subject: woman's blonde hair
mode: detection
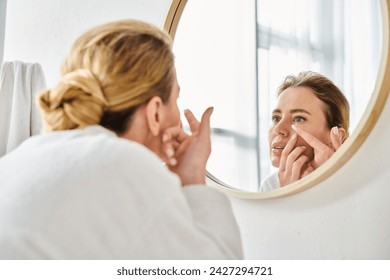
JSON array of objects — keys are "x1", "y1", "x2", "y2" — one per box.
[
  {"x1": 278, "y1": 71, "x2": 350, "y2": 138},
  {"x1": 38, "y1": 19, "x2": 174, "y2": 133}
]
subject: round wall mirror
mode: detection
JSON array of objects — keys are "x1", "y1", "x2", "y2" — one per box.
[{"x1": 166, "y1": 0, "x2": 390, "y2": 198}]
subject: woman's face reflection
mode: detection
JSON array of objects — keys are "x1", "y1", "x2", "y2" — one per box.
[{"x1": 268, "y1": 86, "x2": 331, "y2": 168}]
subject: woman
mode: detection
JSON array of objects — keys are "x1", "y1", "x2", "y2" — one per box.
[
  {"x1": 260, "y1": 71, "x2": 350, "y2": 192},
  {"x1": 0, "y1": 20, "x2": 242, "y2": 259}
]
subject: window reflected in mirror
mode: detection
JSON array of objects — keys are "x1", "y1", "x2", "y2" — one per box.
[{"x1": 173, "y1": 0, "x2": 382, "y2": 192}]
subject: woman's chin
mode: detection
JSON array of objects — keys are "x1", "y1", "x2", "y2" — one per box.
[{"x1": 271, "y1": 157, "x2": 280, "y2": 168}]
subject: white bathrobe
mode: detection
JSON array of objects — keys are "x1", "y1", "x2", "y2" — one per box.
[
  {"x1": 259, "y1": 172, "x2": 280, "y2": 192},
  {"x1": 0, "y1": 126, "x2": 242, "y2": 259}
]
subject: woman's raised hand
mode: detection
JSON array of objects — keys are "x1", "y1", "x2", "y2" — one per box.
[
  {"x1": 162, "y1": 107, "x2": 213, "y2": 186},
  {"x1": 277, "y1": 133, "x2": 314, "y2": 186},
  {"x1": 292, "y1": 125, "x2": 343, "y2": 169},
  {"x1": 278, "y1": 125, "x2": 344, "y2": 186}
]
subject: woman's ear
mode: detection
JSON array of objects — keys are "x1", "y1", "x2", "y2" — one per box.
[
  {"x1": 338, "y1": 127, "x2": 347, "y2": 143},
  {"x1": 145, "y1": 96, "x2": 164, "y2": 137}
]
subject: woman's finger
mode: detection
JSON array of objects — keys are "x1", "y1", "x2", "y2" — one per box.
[
  {"x1": 162, "y1": 126, "x2": 188, "y2": 143},
  {"x1": 301, "y1": 164, "x2": 315, "y2": 177},
  {"x1": 284, "y1": 146, "x2": 306, "y2": 178},
  {"x1": 292, "y1": 124, "x2": 329, "y2": 152},
  {"x1": 279, "y1": 133, "x2": 298, "y2": 172},
  {"x1": 184, "y1": 109, "x2": 201, "y2": 134},
  {"x1": 291, "y1": 155, "x2": 310, "y2": 181},
  {"x1": 197, "y1": 107, "x2": 213, "y2": 141}
]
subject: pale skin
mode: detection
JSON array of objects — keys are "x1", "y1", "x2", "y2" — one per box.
[
  {"x1": 268, "y1": 86, "x2": 346, "y2": 186},
  {"x1": 119, "y1": 67, "x2": 212, "y2": 186}
]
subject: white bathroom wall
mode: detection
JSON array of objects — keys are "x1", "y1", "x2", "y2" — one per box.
[
  {"x1": 2, "y1": 0, "x2": 172, "y2": 87},
  {"x1": 3, "y1": 0, "x2": 390, "y2": 260},
  {"x1": 0, "y1": 0, "x2": 7, "y2": 63}
]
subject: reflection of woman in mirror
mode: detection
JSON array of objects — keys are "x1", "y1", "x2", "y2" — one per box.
[
  {"x1": 0, "y1": 19, "x2": 242, "y2": 259},
  {"x1": 260, "y1": 71, "x2": 350, "y2": 192}
]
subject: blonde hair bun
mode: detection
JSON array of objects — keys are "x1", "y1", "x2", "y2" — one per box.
[
  {"x1": 38, "y1": 19, "x2": 174, "y2": 133},
  {"x1": 38, "y1": 69, "x2": 107, "y2": 131}
]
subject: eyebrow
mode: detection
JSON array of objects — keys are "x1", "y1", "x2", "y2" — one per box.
[{"x1": 272, "y1": 109, "x2": 312, "y2": 115}]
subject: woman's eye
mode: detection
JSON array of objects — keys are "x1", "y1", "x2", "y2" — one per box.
[
  {"x1": 272, "y1": 115, "x2": 280, "y2": 123},
  {"x1": 293, "y1": 116, "x2": 306, "y2": 123}
]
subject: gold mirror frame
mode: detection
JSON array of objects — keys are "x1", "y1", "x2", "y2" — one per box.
[
  {"x1": 164, "y1": 0, "x2": 390, "y2": 199},
  {"x1": 164, "y1": 0, "x2": 188, "y2": 39}
]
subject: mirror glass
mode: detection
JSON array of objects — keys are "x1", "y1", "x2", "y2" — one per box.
[{"x1": 173, "y1": 0, "x2": 383, "y2": 192}]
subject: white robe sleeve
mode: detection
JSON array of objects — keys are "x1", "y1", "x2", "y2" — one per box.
[
  {"x1": 182, "y1": 186, "x2": 243, "y2": 258},
  {"x1": 129, "y1": 183, "x2": 243, "y2": 259}
]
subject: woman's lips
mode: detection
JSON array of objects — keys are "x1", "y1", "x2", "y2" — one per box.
[{"x1": 271, "y1": 146, "x2": 284, "y2": 155}]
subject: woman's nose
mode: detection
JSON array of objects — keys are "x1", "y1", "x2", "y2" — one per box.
[{"x1": 273, "y1": 119, "x2": 290, "y2": 137}]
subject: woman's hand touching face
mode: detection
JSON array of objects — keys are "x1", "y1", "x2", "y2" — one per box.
[
  {"x1": 277, "y1": 124, "x2": 345, "y2": 186},
  {"x1": 277, "y1": 133, "x2": 314, "y2": 186},
  {"x1": 161, "y1": 107, "x2": 214, "y2": 186},
  {"x1": 292, "y1": 124, "x2": 345, "y2": 168}
]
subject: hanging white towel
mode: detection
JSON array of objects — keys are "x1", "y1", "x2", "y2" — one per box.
[{"x1": 0, "y1": 61, "x2": 46, "y2": 157}]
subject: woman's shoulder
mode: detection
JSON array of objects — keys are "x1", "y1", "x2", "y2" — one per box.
[
  {"x1": 0, "y1": 125, "x2": 180, "y2": 196},
  {"x1": 25, "y1": 125, "x2": 151, "y2": 154},
  {"x1": 259, "y1": 172, "x2": 280, "y2": 192},
  {"x1": 4, "y1": 125, "x2": 163, "y2": 172}
]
